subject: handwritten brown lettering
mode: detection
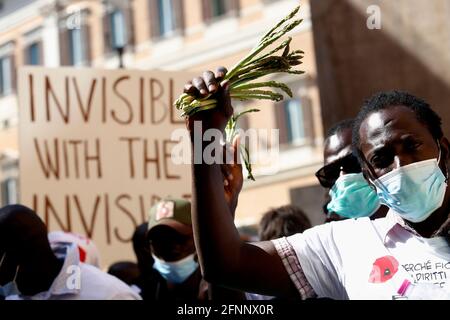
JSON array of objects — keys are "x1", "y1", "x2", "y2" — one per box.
[
  {"x1": 72, "y1": 77, "x2": 97, "y2": 122},
  {"x1": 144, "y1": 139, "x2": 160, "y2": 179},
  {"x1": 150, "y1": 78, "x2": 166, "y2": 124},
  {"x1": 45, "y1": 76, "x2": 70, "y2": 123},
  {"x1": 114, "y1": 194, "x2": 138, "y2": 243},
  {"x1": 111, "y1": 76, "x2": 133, "y2": 124},
  {"x1": 34, "y1": 138, "x2": 60, "y2": 179}
]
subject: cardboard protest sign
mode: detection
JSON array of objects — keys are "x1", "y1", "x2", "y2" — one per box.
[{"x1": 18, "y1": 67, "x2": 194, "y2": 266}]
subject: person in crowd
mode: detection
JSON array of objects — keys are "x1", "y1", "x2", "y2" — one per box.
[
  {"x1": 258, "y1": 205, "x2": 312, "y2": 241},
  {"x1": 184, "y1": 68, "x2": 449, "y2": 299},
  {"x1": 146, "y1": 198, "x2": 245, "y2": 300},
  {"x1": 132, "y1": 223, "x2": 153, "y2": 275},
  {"x1": 0, "y1": 205, "x2": 142, "y2": 300},
  {"x1": 317, "y1": 119, "x2": 388, "y2": 222},
  {"x1": 130, "y1": 222, "x2": 167, "y2": 301},
  {"x1": 145, "y1": 198, "x2": 209, "y2": 300},
  {"x1": 107, "y1": 261, "x2": 142, "y2": 295},
  {"x1": 48, "y1": 231, "x2": 101, "y2": 268},
  {"x1": 246, "y1": 204, "x2": 312, "y2": 300}
]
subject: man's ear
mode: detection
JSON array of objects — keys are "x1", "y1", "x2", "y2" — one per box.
[
  {"x1": 439, "y1": 137, "x2": 450, "y2": 161},
  {"x1": 438, "y1": 137, "x2": 450, "y2": 180}
]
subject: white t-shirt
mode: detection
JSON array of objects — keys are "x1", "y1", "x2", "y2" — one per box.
[
  {"x1": 272, "y1": 210, "x2": 450, "y2": 300},
  {"x1": 6, "y1": 243, "x2": 142, "y2": 300},
  {"x1": 48, "y1": 231, "x2": 101, "y2": 268}
]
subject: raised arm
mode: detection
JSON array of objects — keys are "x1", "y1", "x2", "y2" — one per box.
[{"x1": 185, "y1": 69, "x2": 299, "y2": 298}]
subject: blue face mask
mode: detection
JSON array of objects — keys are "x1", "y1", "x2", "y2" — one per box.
[
  {"x1": 372, "y1": 156, "x2": 447, "y2": 223},
  {"x1": 0, "y1": 254, "x2": 21, "y2": 298},
  {"x1": 327, "y1": 173, "x2": 381, "y2": 218},
  {"x1": 152, "y1": 253, "x2": 199, "y2": 284}
]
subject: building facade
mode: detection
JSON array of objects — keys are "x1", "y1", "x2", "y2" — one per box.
[{"x1": 0, "y1": 0, "x2": 327, "y2": 231}]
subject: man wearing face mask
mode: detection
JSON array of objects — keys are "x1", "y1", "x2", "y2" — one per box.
[
  {"x1": 316, "y1": 119, "x2": 388, "y2": 222},
  {"x1": 146, "y1": 198, "x2": 209, "y2": 300},
  {"x1": 0, "y1": 205, "x2": 141, "y2": 300},
  {"x1": 183, "y1": 69, "x2": 449, "y2": 300}
]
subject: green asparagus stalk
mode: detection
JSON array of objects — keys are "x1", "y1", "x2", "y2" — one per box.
[{"x1": 175, "y1": 5, "x2": 305, "y2": 180}]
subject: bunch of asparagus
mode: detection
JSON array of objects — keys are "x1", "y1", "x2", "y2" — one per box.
[{"x1": 175, "y1": 5, "x2": 304, "y2": 180}]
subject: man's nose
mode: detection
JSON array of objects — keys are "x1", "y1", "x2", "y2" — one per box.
[{"x1": 392, "y1": 155, "x2": 414, "y2": 170}]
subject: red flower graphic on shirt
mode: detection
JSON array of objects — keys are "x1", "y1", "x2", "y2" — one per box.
[
  {"x1": 78, "y1": 246, "x2": 87, "y2": 263},
  {"x1": 368, "y1": 255, "x2": 399, "y2": 283}
]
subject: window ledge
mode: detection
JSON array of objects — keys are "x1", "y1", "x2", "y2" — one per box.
[
  {"x1": 151, "y1": 28, "x2": 185, "y2": 43},
  {"x1": 203, "y1": 14, "x2": 239, "y2": 41},
  {"x1": 151, "y1": 34, "x2": 184, "y2": 58}
]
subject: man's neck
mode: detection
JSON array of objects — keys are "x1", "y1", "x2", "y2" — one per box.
[{"x1": 408, "y1": 207, "x2": 450, "y2": 238}]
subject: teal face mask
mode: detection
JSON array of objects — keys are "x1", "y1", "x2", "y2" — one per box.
[
  {"x1": 327, "y1": 173, "x2": 381, "y2": 218},
  {"x1": 373, "y1": 157, "x2": 447, "y2": 223},
  {"x1": 0, "y1": 253, "x2": 21, "y2": 298},
  {"x1": 152, "y1": 253, "x2": 198, "y2": 284}
]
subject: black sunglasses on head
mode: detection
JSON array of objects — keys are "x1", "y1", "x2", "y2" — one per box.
[{"x1": 315, "y1": 153, "x2": 362, "y2": 188}]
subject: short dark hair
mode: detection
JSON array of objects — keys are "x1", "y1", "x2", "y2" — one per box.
[
  {"x1": 326, "y1": 118, "x2": 354, "y2": 139},
  {"x1": 258, "y1": 205, "x2": 311, "y2": 241},
  {"x1": 352, "y1": 90, "x2": 443, "y2": 162}
]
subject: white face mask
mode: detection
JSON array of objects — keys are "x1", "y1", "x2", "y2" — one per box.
[
  {"x1": 0, "y1": 253, "x2": 21, "y2": 298},
  {"x1": 372, "y1": 148, "x2": 448, "y2": 223},
  {"x1": 152, "y1": 253, "x2": 199, "y2": 284}
]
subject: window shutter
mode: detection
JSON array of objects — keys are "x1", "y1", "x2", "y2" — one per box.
[
  {"x1": 23, "y1": 42, "x2": 43, "y2": 65},
  {"x1": 173, "y1": 0, "x2": 185, "y2": 34},
  {"x1": 59, "y1": 27, "x2": 69, "y2": 66},
  {"x1": 38, "y1": 40, "x2": 44, "y2": 65},
  {"x1": 274, "y1": 101, "x2": 288, "y2": 145},
  {"x1": 10, "y1": 54, "x2": 16, "y2": 92},
  {"x1": 201, "y1": 0, "x2": 211, "y2": 23},
  {"x1": 300, "y1": 96, "x2": 315, "y2": 144},
  {"x1": 148, "y1": 0, "x2": 160, "y2": 39},
  {"x1": 103, "y1": 13, "x2": 112, "y2": 54},
  {"x1": 22, "y1": 46, "x2": 29, "y2": 65},
  {"x1": 226, "y1": 0, "x2": 240, "y2": 16},
  {"x1": 125, "y1": 6, "x2": 135, "y2": 47},
  {"x1": 82, "y1": 23, "x2": 92, "y2": 66}
]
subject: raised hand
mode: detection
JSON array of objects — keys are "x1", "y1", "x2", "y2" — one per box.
[{"x1": 184, "y1": 67, "x2": 233, "y2": 135}]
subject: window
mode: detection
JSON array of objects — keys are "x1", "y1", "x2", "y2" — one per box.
[
  {"x1": 284, "y1": 99, "x2": 305, "y2": 144},
  {"x1": 26, "y1": 42, "x2": 41, "y2": 65},
  {"x1": 103, "y1": 6, "x2": 135, "y2": 55},
  {"x1": 158, "y1": 0, "x2": 175, "y2": 36},
  {"x1": 69, "y1": 28, "x2": 83, "y2": 65},
  {"x1": 149, "y1": 0, "x2": 184, "y2": 38},
  {"x1": 211, "y1": 0, "x2": 226, "y2": 18},
  {"x1": 110, "y1": 10, "x2": 127, "y2": 48},
  {"x1": 59, "y1": 11, "x2": 91, "y2": 66},
  {"x1": 202, "y1": 0, "x2": 239, "y2": 22},
  {"x1": 1, "y1": 178, "x2": 17, "y2": 205},
  {"x1": 275, "y1": 97, "x2": 313, "y2": 146},
  {"x1": 0, "y1": 56, "x2": 12, "y2": 95}
]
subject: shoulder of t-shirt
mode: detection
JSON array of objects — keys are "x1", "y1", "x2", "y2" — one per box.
[
  {"x1": 304, "y1": 217, "x2": 370, "y2": 236},
  {"x1": 79, "y1": 263, "x2": 142, "y2": 300},
  {"x1": 287, "y1": 217, "x2": 389, "y2": 247}
]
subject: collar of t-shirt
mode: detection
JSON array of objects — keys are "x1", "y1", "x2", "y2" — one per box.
[{"x1": 381, "y1": 210, "x2": 420, "y2": 243}]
